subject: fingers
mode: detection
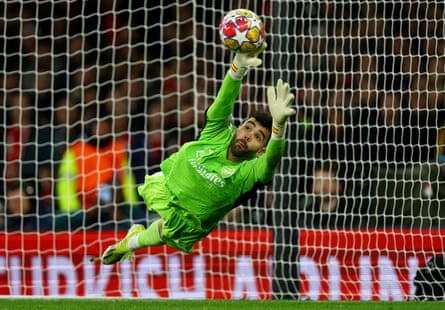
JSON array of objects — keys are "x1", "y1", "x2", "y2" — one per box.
[
  {"x1": 276, "y1": 79, "x2": 285, "y2": 91},
  {"x1": 285, "y1": 107, "x2": 297, "y2": 117},
  {"x1": 269, "y1": 79, "x2": 294, "y2": 104},
  {"x1": 246, "y1": 57, "x2": 262, "y2": 67},
  {"x1": 249, "y1": 42, "x2": 267, "y2": 57},
  {"x1": 267, "y1": 85, "x2": 276, "y2": 102},
  {"x1": 276, "y1": 79, "x2": 293, "y2": 105},
  {"x1": 247, "y1": 42, "x2": 267, "y2": 66},
  {"x1": 234, "y1": 51, "x2": 263, "y2": 67},
  {"x1": 277, "y1": 79, "x2": 289, "y2": 93},
  {"x1": 234, "y1": 42, "x2": 266, "y2": 68},
  {"x1": 285, "y1": 92, "x2": 295, "y2": 107}
]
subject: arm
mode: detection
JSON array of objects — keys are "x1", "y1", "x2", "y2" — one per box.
[
  {"x1": 206, "y1": 43, "x2": 267, "y2": 122},
  {"x1": 256, "y1": 138, "x2": 286, "y2": 183},
  {"x1": 205, "y1": 74, "x2": 242, "y2": 122},
  {"x1": 267, "y1": 79, "x2": 296, "y2": 139},
  {"x1": 256, "y1": 79, "x2": 296, "y2": 183}
]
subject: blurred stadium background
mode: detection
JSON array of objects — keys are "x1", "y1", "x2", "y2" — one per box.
[{"x1": 0, "y1": 0, "x2": 444, "y2": 301}]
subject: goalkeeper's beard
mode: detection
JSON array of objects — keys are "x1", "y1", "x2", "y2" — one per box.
[{"x1": 229, "y1": 137, "x2": 255, "y2": 160}]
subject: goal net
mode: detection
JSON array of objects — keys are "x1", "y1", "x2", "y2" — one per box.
[{"x1": 1, "y1": 0, "x2": 445, "y2": 301}]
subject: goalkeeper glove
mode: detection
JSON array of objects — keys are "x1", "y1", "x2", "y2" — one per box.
[
  {"x1": 229, "y1": 42, "x2": 267, "y2": 80},
  {"x1": 267, "y1": 79, "x2": 296, "y2": 139}
]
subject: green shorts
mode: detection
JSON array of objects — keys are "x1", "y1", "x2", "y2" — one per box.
[{"x1": 137, "y1": 173, "x2": 209, "y2": 253}]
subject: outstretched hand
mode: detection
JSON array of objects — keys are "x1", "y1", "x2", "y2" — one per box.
[
  {"x1": 229, "y1": 42, "x2": 267, "y2": 79},
  {"x1": 267, "y1": 79, "x2": 296, "y2": 138},
  {"x1": 233, "y1": 42, "x2": 267, "y2": 68}
]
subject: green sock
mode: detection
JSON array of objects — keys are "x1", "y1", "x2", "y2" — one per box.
[{"x1": 137, "y1": 219, "x2": 164, "y2": 247}]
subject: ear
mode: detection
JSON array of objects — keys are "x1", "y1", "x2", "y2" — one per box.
[{"x1": 255, "y1": 146, "x2": 267, "y2": 157}]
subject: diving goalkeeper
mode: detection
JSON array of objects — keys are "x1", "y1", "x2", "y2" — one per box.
[{"x1": 100, "y1": 43, "x2": 296, "y2": 264}]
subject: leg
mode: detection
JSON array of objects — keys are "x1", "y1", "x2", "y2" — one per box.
[
  {"x1": 100, "y1": 223, "x2": 145, "y2": 265},
  {"x1": 100, "y1": 219, "x2": 165, "y2": 265},
  {"x1": 131, "y1": 219, "x2": 164, "y2": 249}
]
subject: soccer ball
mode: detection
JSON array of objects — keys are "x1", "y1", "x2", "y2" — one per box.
[{"x1": 219, "y1": 9, "x2": 266, "y2": 54}]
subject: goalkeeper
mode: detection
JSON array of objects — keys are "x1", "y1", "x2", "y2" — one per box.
[{"x1": 100, "y1": 43, "x2": 296, "y2": 264}]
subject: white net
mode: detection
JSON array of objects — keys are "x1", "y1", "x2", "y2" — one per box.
[{"x1": 0, "y1": 0, "x2": 445, "y2": 301}]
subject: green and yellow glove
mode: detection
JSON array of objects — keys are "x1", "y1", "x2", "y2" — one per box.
[
  {"x1": 229, "y1": 42, "x2": 267, "y2": 80},
  {"x1": 267, "y1": 79, "x2": 296, "y2": 139}
]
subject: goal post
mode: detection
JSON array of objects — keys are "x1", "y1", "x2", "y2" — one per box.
[{"x1": 1, "y1": 0, "x2": 445, "y2": 300}]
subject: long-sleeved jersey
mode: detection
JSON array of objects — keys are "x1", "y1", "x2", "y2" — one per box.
[{"x1": 160, "y1": 73, "x2": 286, "y2": 230}]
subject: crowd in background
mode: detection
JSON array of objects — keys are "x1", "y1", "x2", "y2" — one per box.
[
  {"x1": 0, "y1": 1, "x2": 444, "y2": 232},
  {"x1": 288, "y1": 1, "x2": 445, "y2": 229}
]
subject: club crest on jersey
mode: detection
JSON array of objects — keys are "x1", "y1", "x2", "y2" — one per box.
[{"x1": 221, "y1": 166, "x2": 236, "y2": 178}]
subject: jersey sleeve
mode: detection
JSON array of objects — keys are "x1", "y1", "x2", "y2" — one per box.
[
  {"x1": 255, "y1": 137, "x2": 286, "y2": 184},
  {"x1": 206, "y1": 72, "x2": 242, "y2": 121},
  {"x1": 199, "y1": 73, "x2": 242, "y2": 141}
]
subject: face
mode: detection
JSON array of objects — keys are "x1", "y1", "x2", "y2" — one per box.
[
  {"x1": 313, "y1": 169, "x2": 340, "y2": 196},
  {"x1": 312, "y1": 169, "x2": 340, "y2": 212},
  {"x1": 6, "y1": 188, "x2": 32, "y2": 216},
  {"x1": 228, "y1": 117, "x2": 270, "y2": 162},
  {"x1": 89, "y1": 118, "x2": 113, "y2": 148}
]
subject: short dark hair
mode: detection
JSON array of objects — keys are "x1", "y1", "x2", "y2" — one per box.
[{"x1": 250, "y1": 110, "x2": 272, "y2": 131}]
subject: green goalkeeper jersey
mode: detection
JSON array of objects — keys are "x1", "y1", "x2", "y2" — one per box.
[{"x1": 160, "y1": 73, "x2": 286, "y2": 230}]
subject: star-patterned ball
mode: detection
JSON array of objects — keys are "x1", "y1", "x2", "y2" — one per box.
[{"x1": 219, "y1": 9, "x2": 266, "y2": 54}]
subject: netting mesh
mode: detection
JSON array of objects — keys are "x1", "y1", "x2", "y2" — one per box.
[{"x1": 0, "y1": 0, "x2": 444, "y2": 300}]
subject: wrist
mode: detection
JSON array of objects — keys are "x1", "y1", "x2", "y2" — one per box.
[
  {"x1": 271, "y1": 120, "x2": 287, "y2": 140},
  {"x1": 228, "y1": 61, "x2": 248, "y2": 80}
]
